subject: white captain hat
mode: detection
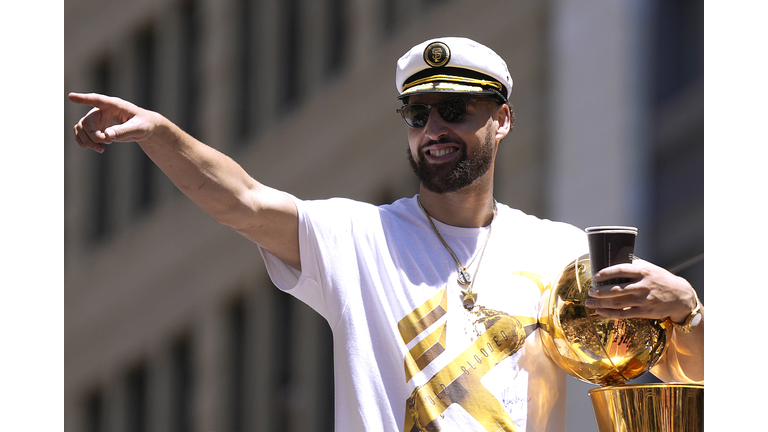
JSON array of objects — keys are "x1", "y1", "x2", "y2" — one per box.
[{"x1": 395, "y1": 37, "x2": 513, "y2": 102}]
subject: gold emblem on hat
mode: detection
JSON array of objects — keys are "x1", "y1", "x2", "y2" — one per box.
[{"x1": 423, "y1": 42, "x2": 451, "y2": 68}]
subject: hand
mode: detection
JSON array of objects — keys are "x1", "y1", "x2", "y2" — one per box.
[
  {"x1": 584, "y1": 259, "x2": 698, "y2": 324},
  {"x1": 69, "y1": 92, "x2": 159, "y2": 153}
]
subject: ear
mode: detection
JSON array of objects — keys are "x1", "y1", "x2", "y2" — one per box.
[{"x1": 494, "y1": 103, "x2": 512, "y2": 141}]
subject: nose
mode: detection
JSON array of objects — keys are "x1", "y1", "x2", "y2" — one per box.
[{"x1": 422, "y1": 106, "x2": 449, "y2": 140}]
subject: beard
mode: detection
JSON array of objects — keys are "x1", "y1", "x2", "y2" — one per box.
[{"x1": 407, "y1": 128, "x2": 494, "y2": 194}]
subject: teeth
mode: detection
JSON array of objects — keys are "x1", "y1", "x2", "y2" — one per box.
[{"x1": 430, "y1": 148, "x2": 455, "y2": 157}]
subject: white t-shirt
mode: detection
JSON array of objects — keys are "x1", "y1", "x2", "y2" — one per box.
[{"x1": 261, "y1": 195, "x2": 587, "y2": 432}]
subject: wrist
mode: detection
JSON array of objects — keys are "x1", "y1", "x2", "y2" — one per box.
[
  {"x1": 142, "y1": 112, "x2": 176, "y2": 146},
  {"x1": 672, "y1": 289, "x2": 703, "y2": 333}
]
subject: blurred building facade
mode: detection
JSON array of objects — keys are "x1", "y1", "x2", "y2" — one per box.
[{"x1": 64, "y1": 0, "x2": 703, "y2": 431}]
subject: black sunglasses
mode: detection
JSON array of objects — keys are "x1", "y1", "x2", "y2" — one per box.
[{"x1": 396, "y1": 97, "x2": 500, "y2": 128}]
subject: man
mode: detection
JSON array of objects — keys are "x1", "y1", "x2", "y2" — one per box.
[{"x1": 71, "y1": 37, "x2": 703, "y2": 432}]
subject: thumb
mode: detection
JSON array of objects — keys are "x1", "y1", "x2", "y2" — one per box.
[{"x1": 102, "y1": 114, "x2": 153, "y2": 143}]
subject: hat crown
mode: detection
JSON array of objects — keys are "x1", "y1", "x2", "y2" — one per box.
[{"x1": 396, "y1": 37, "x2": 513, "y2": 101}]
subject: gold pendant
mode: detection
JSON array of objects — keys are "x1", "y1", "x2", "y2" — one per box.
[
  {"x1": 458, "y1": 269, "x2": 471, "y2": 286},
  {"x1": 461, "y1": 288, "x2": 477, "y2": 310}
]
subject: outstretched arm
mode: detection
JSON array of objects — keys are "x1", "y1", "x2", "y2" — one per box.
[
  {"x1": 585, "y1": 259, "x2": 704, "y2": 383},
  {"x1": 69, "y1": 92, "x2": 301, "y2": 270}
]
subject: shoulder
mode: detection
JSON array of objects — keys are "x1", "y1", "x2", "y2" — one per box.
[
  {"x1": 295, "y1": 196, "x2": 417, "y2": 234},
  {"x1": 377, "y1": 195, "x2": 419, "y2": 218},
  {"x1": 493, "y1": 203, "x2": 586, "y2": 264},
  {"x1": 495, "y1": 203, "x2": 584, "y2": 239},
  {"x1": 297, "y1": 196, "x2": 376, "y2": 212},
  {"x1": 295, "y1": 196, "x2": 380, "y2": 222}
]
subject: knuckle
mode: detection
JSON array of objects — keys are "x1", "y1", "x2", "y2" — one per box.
[{"x1": 609, "y1": 298, "x2": 624, "y2": 308}]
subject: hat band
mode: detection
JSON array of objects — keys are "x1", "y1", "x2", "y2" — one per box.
[{"x1": 401, "y1": 74, "x2": 503, "y2": 93}]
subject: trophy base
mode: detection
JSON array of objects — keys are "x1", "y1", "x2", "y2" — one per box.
[{"x1": 588, "y1": 383, "x2": 703, "y2": 432}]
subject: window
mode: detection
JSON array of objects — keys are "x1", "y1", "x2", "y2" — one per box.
[
  {"x1": 234, "y1": 0, "x2": 258, "y2": 143},
  {"x1": 170, "y1": 335, "x2": 194, "y2": 432},
  {"x1": 133, "y1": 24, "x2": 160, "y2": 215},
  {"x1": 326, "y1": 0, "x2": 348, "y2": 78},
  {"x1": 278, "y1": 0, "x2": 302, "y2": 108},
  {"x1": 271, "y1": 288, "x2": 295, "y2": 431},
  {"x1": 381, "y1": 0, "x2": 398, "y2": 36},
  {"x1": 89, "y1": 57, "x2": 115, "y2": 242},
  {"x1": 84, "y1": 389, "x2": 104, "y2": 432},
  {"x1": 178, "y1": 0, "x2": 202, "y2": 138},
  {"x1": 228, "y1": 299, "x2": 247, "y2": 432},
  {"x1": 125, "y1": 364, "x2": 149, "y2": 432}
]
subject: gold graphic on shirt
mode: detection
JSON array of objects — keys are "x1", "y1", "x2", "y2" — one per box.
[
  {"x1": 404, "y1": 307, "x2": 528, "y2": 432},
  {"x1": 510, "y1": 270, "x2": 549, "y2": 294},
  {"x1": 399, "y1": 287, "x2": 449, "y2": 382},
  {"x1": 400, "y1": 272, "x2": 549, "y2": 432}
]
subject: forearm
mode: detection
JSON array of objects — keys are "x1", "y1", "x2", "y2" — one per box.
[
  {"x1": 137, "y1": 114, "x2": 300, "y2": 268},
  {"x1": 137, "y1": 114, "x2": 262, "y2": 227},
  {"x1": 651, "y1": 307, "x2": 705, "y2": 383}
]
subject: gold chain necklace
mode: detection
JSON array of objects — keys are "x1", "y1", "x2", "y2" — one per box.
[{"x1": 417, "y1": 198, "x2": 497, "y2": 310}]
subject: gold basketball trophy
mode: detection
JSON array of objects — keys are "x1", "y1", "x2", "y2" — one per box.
[{"x1": 539, "y1": 227, "x2": 703, "y2": 432}]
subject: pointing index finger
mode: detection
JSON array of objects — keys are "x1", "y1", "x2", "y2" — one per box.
[
  {"x1": 68, "y1": 92, "x2": 113, "y2": 108},
  {"x1": 68, "y1": 93, "x2": 137, "y2": 115}
]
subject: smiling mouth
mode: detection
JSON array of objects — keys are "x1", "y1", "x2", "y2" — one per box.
[
  {"x1": 423, "y1": 142, "x2": 462, "y2": 159},
  {"x1": 428, "y1": 148, "x2": 457, "y2": 157}
]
